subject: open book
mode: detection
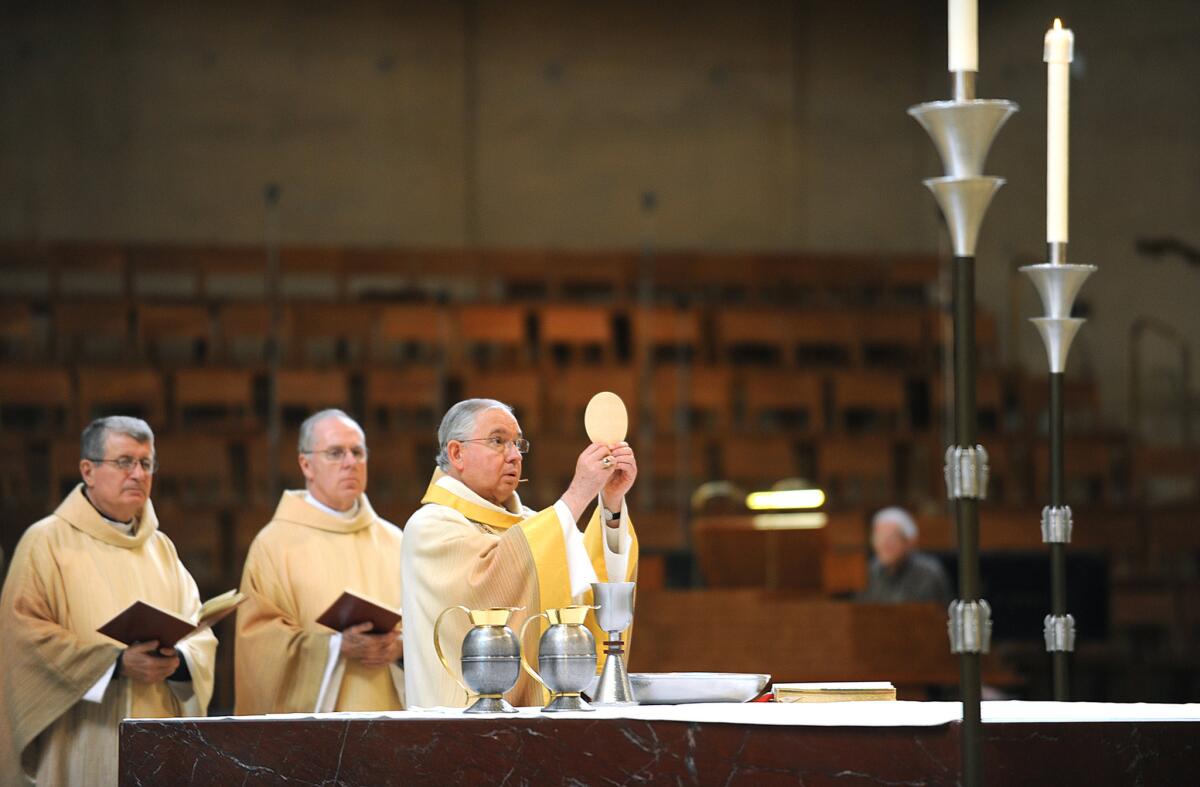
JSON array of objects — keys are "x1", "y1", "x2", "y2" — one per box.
[
  {"x1": 773, "y1": 681, "x2": 897, "y2": 703},
  {"x1": 315, "y1": 590, "x2": 401, "y2": 634},
  {"x1": 97, "y1": 589, "x2": 246, "y2": 649}
]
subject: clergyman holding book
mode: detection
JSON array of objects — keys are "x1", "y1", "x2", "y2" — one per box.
[
  {"x1": 0, "y1": 416, "x2": 218, "y2": 787},
  {"x1": 235, "y1": 409, "x2": 405, "y2": 714}
]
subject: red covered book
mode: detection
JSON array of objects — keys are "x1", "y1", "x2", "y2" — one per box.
[
  {"x1": 316, "y1": 590, "x2": 401, "y2": 634},
  {"x1": 97, "y1": 589, "x2": 245, "y2": 649}
]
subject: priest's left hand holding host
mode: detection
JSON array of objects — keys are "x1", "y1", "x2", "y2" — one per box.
[{"x1": 560, "y1": 440, "x2": 639, "y2": 524}]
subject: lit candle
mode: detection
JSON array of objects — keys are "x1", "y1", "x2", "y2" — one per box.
[
  {"x1": 948, "y1": 0, "x2": 978, "y2": 72},
  {"x1": 1044, "y1": 18, "x2": 1074, "y2": 246}
]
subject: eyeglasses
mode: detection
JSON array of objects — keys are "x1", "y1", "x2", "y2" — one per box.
[
  {"x1": 459, "y1": 436, "x2": 531, "y2": 454},
  {"x1": 302, "y1": 446, "x2": 369, "y2": 464},
  {"x1": 87, "y1": 456, "x2": 159, "y2": 474}
]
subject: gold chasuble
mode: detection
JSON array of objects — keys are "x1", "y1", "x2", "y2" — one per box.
[
  {"x1": 0, "y1": 485, "x2": 217, "y2": 787},
  {"x1": 235, "y1": 491, "x2": 404, "y2": 715},
  {"x1": 402, "y1": 472, "x2": 638, "y2": 708}
]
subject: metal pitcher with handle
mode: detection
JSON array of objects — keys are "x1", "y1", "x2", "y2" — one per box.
[
  {"x1": 433, "y1": 605, "x2": 523, "y2": 713},
  {"x1": 519, "y1": 605, "x2": 598, "y2": 712}
]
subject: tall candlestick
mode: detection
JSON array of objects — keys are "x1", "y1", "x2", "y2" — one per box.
[
  {"x1": 949, "y1": 0, "x2": 978, "y2": 72},
  {"x1": 1045, "y1": 18, "x2": 1074, "y2": 246}
]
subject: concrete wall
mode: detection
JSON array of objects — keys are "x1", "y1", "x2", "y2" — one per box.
[{"x1": 2, "y1": 0, "x2": 1198, "y2": 430}]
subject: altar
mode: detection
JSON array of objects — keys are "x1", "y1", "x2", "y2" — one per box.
[{"x1": 120, "y1": 702, "x2": 1200, "y2": 785}]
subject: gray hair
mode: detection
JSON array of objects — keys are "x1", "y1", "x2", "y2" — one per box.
[
  {"x1": 298, "y1": 409, "x2": 365, "y2": 453},
  {"x1": 436, "y1": 398, "x2": 514, "y2": 471},
  {"x1": 80, "y1": 416, "x2": 155, "y2": 461},
  {"x1": 872, "y1": 506, "x2": 918, "y2": 540}
]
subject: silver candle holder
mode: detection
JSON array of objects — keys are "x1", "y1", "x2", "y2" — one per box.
[
  {"x1": 1020, "y1": 245, "x2": 1096, "y2": 701},
  {"x1": 910, "y1": 70, "x2": 1017, "y2": 787}
]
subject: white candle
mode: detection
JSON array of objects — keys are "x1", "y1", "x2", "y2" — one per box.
[
  {"x1": 1044, "y1": 18, "x2": 1074, "y2": 245},
  {"x1": 948, "y1": 0, "x2": 978, "y2": 72}
]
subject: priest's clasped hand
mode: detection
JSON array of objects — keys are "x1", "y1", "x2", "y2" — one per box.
[
  {"x1": 340, "y1": 621, "x2": 404, "y2": 668},
  {"x1": 121, "y1": 641, "x2": 180, "y2": 684}
]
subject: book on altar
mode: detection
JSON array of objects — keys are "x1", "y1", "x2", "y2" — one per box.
[
  {"x1": 773, "y1": 681, "x2": 897, "y2": 703},
  {"x1": 97, "y1": 588, "x2": 246, "y2": 649},
  {"x1": 315, "y1": 589, "x2": 401, "y2": 634}
]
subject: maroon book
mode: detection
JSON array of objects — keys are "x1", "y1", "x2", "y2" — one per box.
[
  {"x1": 97, "y1": 592, "x2": 245, "y2": 649},
  {"x1": 316, "y1": 590, "x2": 401, "y2": 634}
]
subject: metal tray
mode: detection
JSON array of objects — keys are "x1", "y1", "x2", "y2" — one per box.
[{"x1": 628, "y1": 672, "x2": 771, "y2": 705}]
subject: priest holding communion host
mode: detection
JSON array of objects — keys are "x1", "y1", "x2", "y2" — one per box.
[{"x1": 402, "y1": 398, "x2": 639, "y2": 709}]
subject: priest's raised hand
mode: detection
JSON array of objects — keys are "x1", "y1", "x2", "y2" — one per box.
[
  {"x1": 601, "y1": 441, "x2": 638, "y2": 514},
  {"x1": 121, "y1": 641, "x2": 181, "y2": 684},
  {"x1": 561, "y1": 442, "x2": 637, "y2": 521},
  {"x1": 340, "y1": 621, "x2": 404, "y2": 669}
]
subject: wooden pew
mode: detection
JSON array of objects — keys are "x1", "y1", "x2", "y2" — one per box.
[
  {"x1": 630, "y1": 306, "x2": 701, "y2": 366},
  {"x1": 714, "y1": 308, "x2": 790, "y2": 366},
  {"x1": 647, "y1": 365, "x2": 730, "y2": 434},
  {"x1": 172, "y1": 368, "x2": 257, "y2": 430},
  {"x1": 53, "y1": 300, "x2": 132, "y2": 363},
  {"x1": 287, "y1": 303, "x2": 374, "y2": 366},
  {"x1": 790, "y1": 311, "x2": 856, "y2": 367},
  {"x1": 453, "y1": 304, "x2": 531, "y2": 369},
  {"x1": 693, "y1": 515, "x2": 826, "y2": 592},
  {"x1": 537, "y1": 305, "x2": 618, "y2": 365},
  {"x1": 373, "y1": 304, "x2": 448, "y2": 364},
  {"x1": 365, "y1": 367, "x2": 444, "y2": 433},
  {"x1": 136, "y1": 303, "x2": 213, "y2": 365},
  {"x1": 274, "y1": 368, "x2": 352, "y2": 426},
  {"x1": 830, "y1": 370, "x2": 907, "y2": 433},
  {"x1": 458, "y1": 368, "x2": 541, "y2": 433},
  {"x1": 0, "y1": 367, "x2": 73, "y2": 433},
  {"x1": 630, "y1": 589, "x2": 1020, "y2": 691},
  {"x1": 740, "y1": 370, "x2": 823, "y2": 433},
  {"x1": 76, "y1": 366, "x2": 166, "y2": 426}
]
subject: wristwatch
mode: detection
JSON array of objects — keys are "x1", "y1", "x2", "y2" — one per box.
[{"x1": 601, "y1": 507, "x2": 621, "y2": 524}]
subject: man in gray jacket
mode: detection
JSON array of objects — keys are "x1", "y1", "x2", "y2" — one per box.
[{"x1": 860, "y1": 507, "x2": 951, "y2": 603}]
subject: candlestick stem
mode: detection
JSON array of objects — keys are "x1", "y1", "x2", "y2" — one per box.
[
  {"x1": 952, "y1": 70, "x2": 976, "y2": 102},
  {"x1": 1049, "y1": 241, "x2": 1068, "y2": 265},
  {"x1": 1049, "y1": 372, "x2": 1071, "y2": 699}
]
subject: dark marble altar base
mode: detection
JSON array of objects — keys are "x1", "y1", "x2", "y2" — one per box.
[{"x1": 121, "y1": 715, "x2": 1198, "y2": 786}]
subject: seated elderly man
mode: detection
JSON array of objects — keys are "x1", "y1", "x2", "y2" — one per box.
[
  {"x1": 236, "y1": 409, "x2": 404, "y2": 714},
  {"x1": 0, "y1": 416, "x2": 217, "y2": 787},
  {"x1": 402, "y1": 398, "x2": 639, "y2": 709},
  {"x1": 860, "y1": 506, "x2": 951, "y2": 604}
]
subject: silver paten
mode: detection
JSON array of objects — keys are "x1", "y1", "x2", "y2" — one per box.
[{"x1": 629, "y1": 673, "x2": 770, "y2": 705}]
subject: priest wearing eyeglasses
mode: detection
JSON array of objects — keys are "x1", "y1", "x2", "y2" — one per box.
[
  {"x1": 0, "y1": 416, "x2": 217, "y2": 787},
  {"x1": 402, "y1": 398, "x2": 639, "y2": 709},
  {"x1": 235, "y1": 409, "x2": 405, "y2": 714}
]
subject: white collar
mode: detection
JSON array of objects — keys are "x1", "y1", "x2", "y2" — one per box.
[
  {"x1": 303, "y1": 491, "x2": 360, "y2": 520},
  {"x1": 435, "y1": 474, "x2": 524, "y2": 515}
]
